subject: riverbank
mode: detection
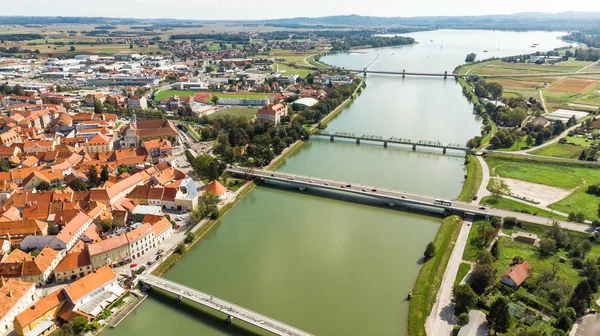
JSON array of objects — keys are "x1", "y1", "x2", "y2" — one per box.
[
  {"x1": 318, "y1": 77, "x2": 365, "y2": 127},
  {"x1": 456, "y1": 154, "x2": 483, "y2": 202},
  {"x1": 407, "y1": 215, "x2": 463, "y2": 336}
]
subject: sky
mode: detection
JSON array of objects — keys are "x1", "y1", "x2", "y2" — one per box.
[{"x1": 1, "y1": 0, "x2": 599, "y2": 20}]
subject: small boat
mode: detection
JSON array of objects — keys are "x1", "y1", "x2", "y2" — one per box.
[
  {"x1": 430, "y1": 40, "x2": 433, "y2": 42},
  {"x1": 483, "y1": 50, "x2": 488, "y2": 52}
]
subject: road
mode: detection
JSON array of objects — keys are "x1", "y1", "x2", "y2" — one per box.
[
  {"x1": 228, "y1": 167, "x2": 593, "y2": 234},
  {"x1": 474, "y1": 156, "x2": 491, "y2": 202},
  {"x1": 573, "y1": 313, "x2": 600, "y2": 336},
  {"x1": 426, "y1": 215, "x2": 474, "y2": 336}
]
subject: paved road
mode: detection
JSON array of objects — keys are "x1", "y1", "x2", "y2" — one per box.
[
  {"x1": 457, "y1": 310, "x2": 489, "y2": 336},
  {"x1": 574, "y1": 313, "x2": 600, "y2": 336},
  {"x1": 228, "y1": 167, "x2": 593, "y2": 234},
  {"x1": 474, "y1": 156, "x2": 491, "y2": 202},
  {"x1": 426, "y1": 215, "x2": 474, "y2": 335}
]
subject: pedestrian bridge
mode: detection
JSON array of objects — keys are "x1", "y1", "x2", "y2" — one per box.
[
  {"x1": 313, "y1": 130, "x2": 469, "y2": 153},
  {"x1": 138, "y1": 274, "x2": 313, "y2": 336}
]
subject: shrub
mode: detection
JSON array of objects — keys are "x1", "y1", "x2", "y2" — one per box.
[{"x1": 457, "y1": 312, "x2": 470, "y2": 326}]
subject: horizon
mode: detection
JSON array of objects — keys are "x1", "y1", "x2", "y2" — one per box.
[{"x1": 0, "y1": 1, "x2": 599, "y2": 21}]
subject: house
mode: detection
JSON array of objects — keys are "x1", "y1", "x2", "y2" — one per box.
[
  {"x1": 83, "y1": 93, "x2": 106, "y2": 106},
  {"x1": 61, "y1": 265, "x2": 124, "y2": 318},
  {"x1": 84, "y1": 134, "x2": 113, "y2": 153},
  {"x1": 121, "y1": 120, "x2": 178, "y2": 148},
  {"x1": 204, "y1": 180, "x2": 227, "y2": 200},
  {"x1": 257, "y1": 103, "x2": 287, "y2": 125},
  {"x1": 127, "y1": 95, "x2": 147, "y2": 109},
  {"x1": 0, "y1": 278, "x2": 36, "y2": 335},
  {"x1": 141, "y1": 139, "x2": 173, "y2": 159},
  {"x1": 0, "y1": 130, "x2": 21, "y2": 147},
  {"x1": 501, "y1": 261, "x2": 532, "y2": 289},
  {"x1": 53, "y1": 250, "x2": 92, "y2": 282},
  {"x1": 151, "y1": 217, "x2": 172, "y2": 245},
  {"x1": 13, "y1": 289, "x2": 64, "y2": 336},
  {"x1": 88, "y1": 235, "x2": 129, "y2": 269},
  {"x1": 126, "y1": 223, "x2": 155, "y2": 260},
  {"x1": 531, "y1": 117, "x2": 550, "y2": 128},
  {"x1": 0, "y1": 247, "x2": 61, "y2": 285},
  {"x1": 0, "y1": 220, "x2": 48, "y2": 242}
]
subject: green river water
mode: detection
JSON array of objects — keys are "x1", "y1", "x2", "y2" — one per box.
[{"x1": 104, "y1": 30, "x2": 571, "y2": 336}]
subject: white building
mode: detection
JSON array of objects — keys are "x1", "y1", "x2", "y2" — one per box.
[
  {"x1": 128, "y1": 95, "x2": 148, "y2": 109},
  {"x1": 0, "y1": 279, "x2": 36, "y2": 335},
  {"x1": 126, "y1": 223, "x2": 155, "y2": 260}
]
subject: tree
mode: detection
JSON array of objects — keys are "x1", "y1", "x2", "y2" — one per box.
[
  {"x1": 211, "y1": 95, "x2": 219, "y2": 104},
  {"x1": 0, "y1": 159, "x2": 10, "y2": 172},
  {"x1": 488, "y1": 296, "x2": 511, "y2": 333},
  {"x1": 554, "y1": 307, "x2": 577, "y2": 332},
  {"x1": 457, "y1": 312, "x2": 470, "y2": 326},
  {"x1": 539, "y1": 237, "x2": 557, "y2": 255},
  {"x1": 453, "y1": 284, "x2": 478, "y2": 315},
  {"x1": 11, "y1": 84, "x2": 25, "y2": 96},
  {"x1": 175, "y1": 243, "x2": 186, "y2": 254},
  {"x1": 568, "y1": 280, "x2": 592, "y2": 315},
  {"x1": 485, "y1": 82, "x2": 504, "y2": 100},
  {"x1": 577, "y1": 240, "x2": 593, "y2": 258},
  {"x1": 88, "y1": 165, "x2": 100, "y2": 188},
  {"x1": 525, "y1": 135, "x2": 534, "y2": 147},
  {"x1": 477, "y1": 250, "x2": 494, "y2": 265},
  {"x1": 68, "y1": 178, "x2": 88, "y2": 191},
  {"x1": 48, "y1": 224, "x2": 59, "y2": 235},
  {"x1": 93, "y1": 99, "x2": 104, "y2": 114},
  {"x1": 37, "y1": 181, "x2": 51, "y2": 191},
  {"x1": 69, "y1": 46, "x2": 76, "y2": 52},
  {"x1": 423, "y1": 242, "x2": 436, "y2": 260},
  {"x1": 465, "y1": 53, "x2": 477, "y2": 62},
  {"x1": 100, "y1": 165, "x2": 109, "y2": 184},
  {"x1": 477, "y1": 222, "x2": 496, "y2": 245},
  {"x1": 470, "y1": 263, "x2": 496, "y2": 294}
]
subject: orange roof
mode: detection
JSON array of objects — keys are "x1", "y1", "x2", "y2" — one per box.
[
  {"x1": 205, "y1": 180, "x2": 226, "y2": 196},
  {"x1": 0, "y1": 279, "x2": 35, "y2": 321},
  {"x1": 88, "y1": 235, "x2": 128, "y2": 256},
  {"x1": 0, "y1": 220, "x2": 47, "y2": 236},
  {"x1": 54, "y1": 250, "x2": 91, "y2": 273},
  {"x1": 56, "y1": 212, "x2": 91, "y2": 245},
  {"x1": 63, "y1": 265, "x2": 116, "y2": 302},
  {"x1": 126, "y1": 223, "x2": 153, "y2": 243},
  {"x1": 502, "y1": 261, "x2": 532, "y2": 287},
  {"x1": 15, "y1": 288, "x2": 64, "y2": 327},
  {"x1": 22, "y1": 247, "x2": 59, "y2": 276},
  {"x1": 2, "y1": 249, "x2": 33, "y2": 263},
  {"x1": 151, "y1": 217, "x2": 172, "y2": 236}
]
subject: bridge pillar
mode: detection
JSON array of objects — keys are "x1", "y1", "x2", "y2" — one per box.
[
  {"x1": 412, "y1": 144, "x2": 416, "y2": 151},
  {"x1": 356, "y1": 138, "x2": 360, "y2": 145},
  {"x1": 383, "y1": 141, "x2": 388, "y2": 148},
  {"x1": 444, "y1": 70, "x2": 448, "y2": 79},
  {"x1": 443, "y1": 147, "x2": 447, "y2": 154},
  {"x1": 402, "y1": 69, "x2": 406, "y2": 78},
  {"x1": 330, "y1": 135, "x2": 334, "y2": 142}
]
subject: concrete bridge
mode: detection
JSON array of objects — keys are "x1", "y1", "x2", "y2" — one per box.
[
  {"x1": 313, "y1": 130, "x2": 469, "y2": 153},
  {"x1": 227, "y1": 167, "x2": 593, "y2": 234},
  {"x1": 338, "y1": 68, "x2": 600, "y2": 79},
  {"x1": 138, "y1": 274, "x2": 313, "y2": 336}
]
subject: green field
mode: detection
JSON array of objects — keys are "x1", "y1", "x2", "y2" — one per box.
[
  {"x1": 454, "y1": 262, "x2": 471, "y2": 287},
  {"x1": 207, "y1": 106, "x2": 258, "y2": 120},
  {"x1": 457, "y1": 156, "x2": 483, "y2": 202},
  {"x1": 408, "y1": 216, "x2": 462, "y2": 336},
  {"x1": 463, "y1": 221, "x2": 490, "y2": 262},
  {"x1": 529, "y1": 143, "x2": 583, "y2": 159},
  {"x1": 154, "y1": 90, "x2": 199, "y2": 101},
  {"x1": 480, "y1": 196, "x2": 568, "y2": 220},
  {"x1": 485, "y1": 154, "x2": 600, "y2": 219},
  {"x1": 186, "y1": 124, "x2": 200, "y2": 141}
]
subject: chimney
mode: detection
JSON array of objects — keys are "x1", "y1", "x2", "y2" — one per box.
[{"x1": 8, "y1": 291, "x2": 12, "y2": 298}]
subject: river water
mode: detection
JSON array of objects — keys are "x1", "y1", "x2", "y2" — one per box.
[{"x1": 104, "y1": 30, "x2": 570, "y2": 336}]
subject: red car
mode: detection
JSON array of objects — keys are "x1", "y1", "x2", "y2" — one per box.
[
  {"x1": 175, "y1": 224, "x2": 181, "y2": 229},
  {"x1": 371, "y1": 188, "x2": 377, "y2": 192},
  {"x1": 130, "y1": 263, "x2": 138, "y2": 268},
  {"x1": 340, "y1": 185, "x2": 345, "y2": 188}
]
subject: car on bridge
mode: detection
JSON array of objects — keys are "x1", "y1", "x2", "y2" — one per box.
[
  {"x1": 346, "y1": 184, "x2": 352, "y2": 187},
  {"x1": 372, "y1": 188, "x2": 377, "y2": 192}
]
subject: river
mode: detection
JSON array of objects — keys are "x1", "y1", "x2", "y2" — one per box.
[{"x1": 104, "y1": 30, "x2": 570, "y2": 336}]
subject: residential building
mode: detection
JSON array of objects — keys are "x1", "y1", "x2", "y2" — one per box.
[
  {"x1": 142, "y1": 139, "x2": 172, "y2": 158},
  {"x1": 501, "y1": 261, "x2": 532, "y2": 289},
  {"x1": 88, "y1": 235, "x2": 129, "y2": 269},
  {"x1": 204, "y1": 180, "x2": 227, "y2": 200},
  {"x1": 151, "y1": 217, "x2": 172, "y2": 245},
  {"x1": 53, "y1": 250, "x2": 92, "y2": 282},
  {"x1": 127, "y1": 95, "x2": 147, "y2": 109},
  {"x1": 0, "y1": 247, "x2": 61, "y2": 286},
  {"x1": 257, "y1": 103, "x2": 287, "y2": 125},
  {"x1": 13, "y1": 289, "x2": 63, "y2": 336},
  {"x1": 217, "y1": 97, "x2": 269, "y2": 106},
  {"x1": 0, "y1": 279, "x2": 36, "y2": 335},
  {"x1": 83, "y1": 93, "x2": 106, "y2": 107},
  {"x1": 126, "y1": 223, "x2": 155, "y2": 260},
  {"x1": 84, "y1": 134, "x2": 113, "y2": 153},
  {"x1": 0, "y1": 220, "x2": 48, "y2": 242}
]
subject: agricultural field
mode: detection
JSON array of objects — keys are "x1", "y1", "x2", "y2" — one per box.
[
  {"x1": 528, "y1": 143, "x2": 584, "y2": 159},
  {"x1": 485, "y1": 154, "x2": 600, "y2": 220},
  {"x1": 547, "y1": 78, "x2": 599, "y2": 94}
]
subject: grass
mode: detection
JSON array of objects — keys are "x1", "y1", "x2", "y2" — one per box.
[
  {"x1": 457, "y1": 155, "x2": 483, "y2": 202},
  {"x1": 154, "y1": 90, "x2": 198, "y2": 101},
  {"x1": 485, "y1": 153, "x2": 600, "y2": 220},
  {"x1": 463, "y1": 221, "x2": 489, "y2": 262},
  {"x1": 186, "y1": 124, "x2": 200, "y2": 141},
  {"x1": 529, "y1": 143, "x2": 583, "y2": 159},
  {"x1": 274, "y1": 62, "x2": 314, "y2": 77},
  {"x1": 455, "y1": 262, "x2": 472, "y2": 287},
  {"x1": 480, "y1": 196, "x2": 568, "y2": 220},
  {"x1": 408, "y1": 215, "x2": 463, "y2": 336},
  {"x1": 494, "y1": 136, "x2": 534, "y2": 152},
  {"x1": 207, "y1": 106, "x2": 258, "y2": 120}
]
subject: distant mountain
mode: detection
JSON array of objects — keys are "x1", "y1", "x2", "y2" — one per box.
[{"x1": 263, "y1": 12, "x2": 600, "y2": 31}]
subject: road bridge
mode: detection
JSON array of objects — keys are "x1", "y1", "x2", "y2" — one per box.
[
  {"x1": 138, "y1": 274, "x2": 313, "y2": 336},
  {"x1": 313, "y1": 130, "x2": 469, "y2": 153},
  {"x1": 227, "y1": 167, "x2": 593, "y2": 234}
]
